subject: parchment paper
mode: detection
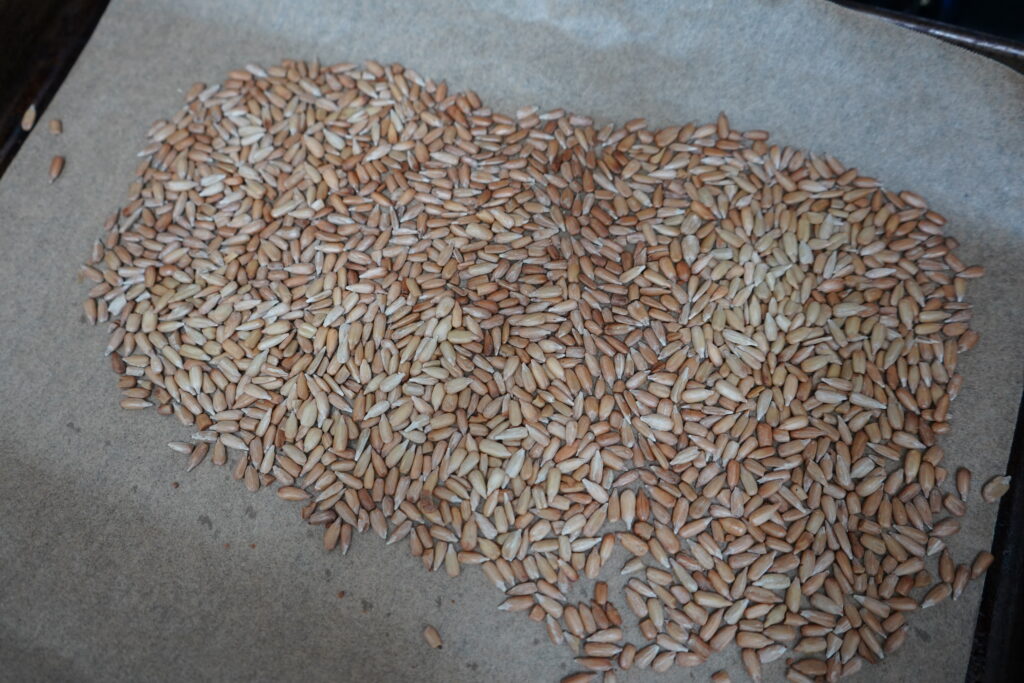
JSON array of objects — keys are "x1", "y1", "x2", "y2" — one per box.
[{"x1": 1, "y1": 1, "x2": 1022, "y2": 680}]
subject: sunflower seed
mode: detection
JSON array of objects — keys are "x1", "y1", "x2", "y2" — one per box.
[
  {"x1": 981, "y1": 475, "x2": 1011, "y2": 503},
  {"x1": 423, "y1": 625, "x2": 443, "y2": 649},
  {"x1": 83, "y1": 59, "x2": 993, "y2": 682}
]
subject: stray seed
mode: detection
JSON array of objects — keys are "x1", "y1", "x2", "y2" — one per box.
[
  {"x1": 971, "y1": 551, "x2": 995, "y2": 579},
  {"x1": 21, "y1": 104, "x2": 36, "y2": 131},
  {"x1": 49, "y1": 156, "x2": 65, "y2": 182},
  {"x1": 423, "y1": 625, "x2": 443, "y2": 649},
  {"x1": 981, "y1": 476, "x2": 1011, "y2": 503},
  {"x1": 956, "y1": 468, "x2": 971, "y2": 500}
]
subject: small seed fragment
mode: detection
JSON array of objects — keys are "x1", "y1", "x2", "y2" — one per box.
[{"x1": 423, "y1": 625, "x2": 443, "y2": 649}]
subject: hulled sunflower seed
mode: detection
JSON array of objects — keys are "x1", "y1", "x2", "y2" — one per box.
[
  {"x1": 981, "y1": 475, "x2": 1011, "y2": 503},
  {"x1": 82, "y1": 58, "x2": 993, "y2": 682},
  {"x1": 423, "y1": 625, "x2": 443, "y2": 649}
]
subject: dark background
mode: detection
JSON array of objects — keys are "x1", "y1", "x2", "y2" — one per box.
[
  {"x1": 2, "y1": 0, "x2": 1023, "y2": 175},
  {"x1": 0, "y1": 0, "x2": 1021, "y2": 680},
  {"x1": 864, "y1": 0, "x2": 1024, "y2": 41}
]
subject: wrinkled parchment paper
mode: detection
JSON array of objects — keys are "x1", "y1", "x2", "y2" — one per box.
[{"x1": 2, "y1": 1, "x2": 1023, "y2": 680}]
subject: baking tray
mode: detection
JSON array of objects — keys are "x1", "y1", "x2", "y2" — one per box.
[{"x1": 1, "y1": 1, "x2": 1021, "y2": 680}]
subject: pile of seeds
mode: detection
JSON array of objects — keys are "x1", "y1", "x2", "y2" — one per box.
[{"x1": 82, "y1": 59, "x2": 1001, "y2": 681}]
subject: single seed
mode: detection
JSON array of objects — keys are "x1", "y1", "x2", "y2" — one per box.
[
  {"x1": 21, "y1": 104, "x2": 36, "y2": 131},
  {"x1": 561, "y1": 674, "x2": 596, "y2": 683},
  {"x1": 971, "y1": 552, "x2": 995, "y2": 579},
  {"x1": 921, "y1": 582, "x2": 952, "y2": 608},
  {"x1": 423, "y1": 625, "x2": 443, "y2": 649},
  {"x1": 981, "y1": 475, "x2": 1011, "y2": 503},
  {"x1": 956, "y1": 468, "x2": 971, "y2": 500},
  {"x1": 49, "y1": 156, "x2": 65, "y2": 182}
]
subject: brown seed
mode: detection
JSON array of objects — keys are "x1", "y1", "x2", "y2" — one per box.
[
  {"x1": 981, "y1": 475, "x2": 1011, "y2": 503},
  {"x1": 211, "y1": 440, "x2": 227, "y2": 466},
  {"x1": 921, "y1": 582, "x2": 952, "y2": 608},
  {"x1": 49, "y1": 118, "x2": 63, "y2": 135},
  {"x1": 186, "y1": 443, "x2": 208, "y2": 471},
  {"x1": 21, "y1": 104, "x2": 36, "y2": 131},
  {"x1": 618, "y1": 644, "x2": 636, "y2": 670},
  {"x1": 971, "y1": 551, "x2": 995, "y2": 579},
  {"x1": 575, "y1": 657, "x2": 612, "y2": 672},
  {"x1": 49, "y1": 156, "x2": 64, "y2": 182},
  {"x1": 81, "y1": 59, "x2": 992, "y2": 683},
  {"x1": 276, "y1": 486, "x2": 309, "y2": 501},
  {"x1": 953, "y1": 565, "x2": 970, "y2": 599},
  {"x1": 956, "y1": 468, "x2": 971, "y2": 500},
  {"x1": 674, "y1": 652, "x2": 705, "y2": 667},
  {"x1": 741, "y1": 648, "x2": 762, "y2": 682},
  {"x1": 884, "y1": 627, "x2": 907, "y2": 654},
  {"x1": 560, "y1": 674, "x2": 596, "y2": 683},
  {"x1": 422, "y1": 625, "x2": 443, "y2": 649}
]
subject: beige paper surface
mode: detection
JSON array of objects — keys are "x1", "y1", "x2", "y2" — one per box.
[{"x1": 2, "y1": 0, "x2": 1023, "y2": 680}]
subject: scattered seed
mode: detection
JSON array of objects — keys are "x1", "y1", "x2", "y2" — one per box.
[
  {"x1": 49, "y1": 118, "x2": 63, "y2": 135},
  {"x1": 956, "y1": 468, "x2": 971, "y2": 500},
  {"x1": 971, "y1": 551, "x2": 995, "y2": 580},
  {"x1": 82, "y1": 59, "x2": 994, "y2": 682},
  {"x1": 981, "y1": 475, "x2": 1011, "y2": 503},
  {"x1": 21, "y1": 104, "x2": 36, "y2": 131},
  {"x1": 49, "y1": 156, "x2": 64, "y2": 182},
  {"x1": 423, "y1": 625, "x2": 443, "y2": 649}
]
